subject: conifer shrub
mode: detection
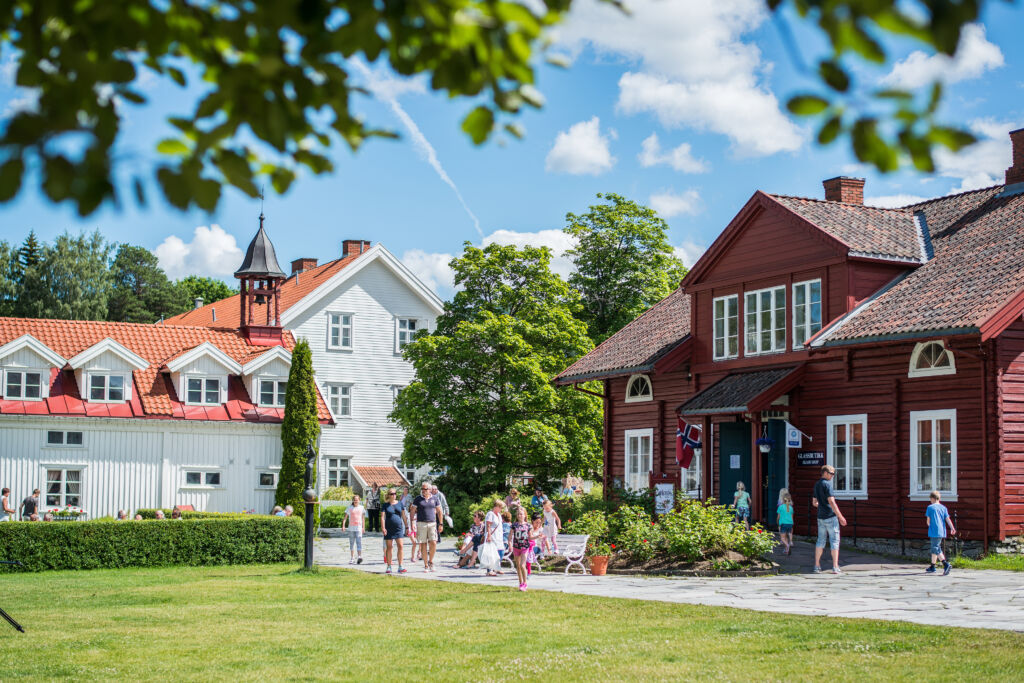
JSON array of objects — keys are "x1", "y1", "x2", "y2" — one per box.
[{"x1": 276, "y1": 339, "x2": 321, "y2": 528}]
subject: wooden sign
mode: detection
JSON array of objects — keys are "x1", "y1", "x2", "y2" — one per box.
[
  {"x1": 655, "y1": 483, "x2": 674, "y2": 514},
  {"x1": 797, "y1": 451, "x2": 825, "y2": 467}
]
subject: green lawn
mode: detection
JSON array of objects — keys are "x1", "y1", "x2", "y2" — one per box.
[
  {"x1": 1, "y1": 565, "x2": 1021, "y2": 681},
  {"x1": 952, "y1": 554, "x2": 1024, "y2": 572}
]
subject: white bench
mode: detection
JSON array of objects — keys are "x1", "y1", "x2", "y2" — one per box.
[{"x1": 553, "y1": 534, "x2": 590, "y2": 575}]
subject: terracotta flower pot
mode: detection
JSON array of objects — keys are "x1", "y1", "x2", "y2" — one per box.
[{"x1": 589, "y1": 555, "x2": 610, "y2": 576}]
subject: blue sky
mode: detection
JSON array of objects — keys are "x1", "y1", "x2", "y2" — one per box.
[{"x1": 1, "y1": 1, "x2": 1021, "y2": 297}]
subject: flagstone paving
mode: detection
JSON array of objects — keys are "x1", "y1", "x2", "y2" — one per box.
[{"x1": 316, "y1": 533, "x2": 1024, "y2": 632}]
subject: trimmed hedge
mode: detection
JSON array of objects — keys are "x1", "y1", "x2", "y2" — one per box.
[
  {"x1": 136, "y1": 509, "x2": 266, "y2": 520},
  {"x1": 0, "y1": 517, "x2": 303, "y2": 572},
  {"x1": 320, "y1": 506, "x2": 349, "y2": 528}
]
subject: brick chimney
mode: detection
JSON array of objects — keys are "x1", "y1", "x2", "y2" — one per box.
[
  {"x1": 290, "y1": 257, "x2": 318, "y2": 274},
  {"x1": 1005, "y1": 128, "x2": 1024, "y2": 185},
  {"x1": 823, "y1": 176, "x2": 865, "y2": 204},
  {"x1": 342, "y1": 240, "x2": 371, "y2": 257}
]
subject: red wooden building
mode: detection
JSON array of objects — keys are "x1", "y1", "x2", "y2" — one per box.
[{"x1": 557, "y1": 130, "x2": 1024, "y2": 553}]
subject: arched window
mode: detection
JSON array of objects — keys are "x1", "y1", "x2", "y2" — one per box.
[
  {"x1": 908, "y1": 341, "x2": 956, "y2": 378},
  {"x1": 625, "y1": 375, "x2": 653, "y2": 403}
]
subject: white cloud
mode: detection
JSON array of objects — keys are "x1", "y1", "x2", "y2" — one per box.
[
  {"x1": 638, "y1": 134, "x2": 708, "y2": 173},
  {"x1": 935, "y1": 117, "x2": 1020, "y2": 191},
  {"x1": 545, "y1": 117, "x2": 616, "y2": 175},
  {"x1": 483, "y1": 228, "x2": 578, "y2": 279},
  {"x1": 556, "y1": 0, "x2": 803, "y2": 156},
  {"x1": 649, "y1": 189, "x2": 702, "y2": 218},
  {"x1": 881, "y1": 24, "x2": 1004, "y2": 89},
  {"x1": 674, "y1": 240, "x2": 707, "y2": 269},
  {"x1": 401, "y1": 249, "x2": 456, "y2": 294},
  {"x1": 865, "y1": 194, "x2": 929, "y2": 208},
  {"x1": 153, "y1": 225, "x2": 244, "y2": 280}
]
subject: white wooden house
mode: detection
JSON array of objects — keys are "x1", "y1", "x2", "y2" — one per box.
[{"x1": 169, "y1": 233, "x2": 443, "y2": 494}]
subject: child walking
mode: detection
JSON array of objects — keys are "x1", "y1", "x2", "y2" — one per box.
[
  {"x1": 527, "y1": 512, "x2": 546, "y2": 575},
  {"x1": 509, "y1": 506, "x2": 532, "y2": 591},
  {"x1": 926, "y1": 490, "x2": 956, "y2": 575},
  {"x1": 342, "y1": 494, "x2": 365, "y2": 564},
  {"x1": 776, "y1": 492, "x2": 794, "y2": 555},
  {"x1": 733, "y1": 482, "x2": 752, "y2": 530},
  {"x1": 541, "y1": 499, "x2": 561, "y2": 554}
]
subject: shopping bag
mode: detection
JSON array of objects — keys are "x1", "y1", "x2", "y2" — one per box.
[{"x1": 479, "y1": 542, "x2": 500, "y2": 571}]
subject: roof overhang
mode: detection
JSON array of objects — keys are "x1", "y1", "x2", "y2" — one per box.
[
  {"x1": 0, "y1": 334, "x2": 67, "y2": 368},
  {"x1": 351, "y1": 464, "x2": 409, "y2": 488},
  {"x1": 165, "y1": 342, "x2": 242, "y2": 375},
  {"x1": 554, "y1": 337, "x2": 692, "y2": 385},
  {"x1": 241, "y1": 345, "x2": 292, "y2": 375},
  {"x1": 678, "y1": 364, "x2": 805, "y2": 416},
  {"x1": 68, "y1": 337, "x2": 149, "y2": 371},
  {"x1": 978, "y1": 285, "x2": 1024, "y2": 341}
]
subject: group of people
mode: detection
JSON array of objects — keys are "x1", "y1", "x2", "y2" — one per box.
[
  {"x1": 733, "y1": 464, "x2": 957, "y2": 575},
  {"x1": 1, "y1": 487, "x2": 42, "y2": 521}
]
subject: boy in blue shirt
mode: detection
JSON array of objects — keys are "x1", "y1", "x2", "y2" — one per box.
[{"x1": 926, "y1": 490, "x2": 956, "y2": 575}]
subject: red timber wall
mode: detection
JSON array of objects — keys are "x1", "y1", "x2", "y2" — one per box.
[
  {"x1": 997, "y1": 319, "x2": 1024, "y2": 539},
  {"x1": 793, "y1": 339, "x2": 992, "y2": 542},
  {"x1": 605, "y1": 367, "x2": 694, "y2": 492}
]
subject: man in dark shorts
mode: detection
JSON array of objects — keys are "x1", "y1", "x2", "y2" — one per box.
[
  {"x1": 380, "y1": 488, "x2": 409, "y2": 574},
  {"x1": 409, "y1": 482, "x2": 444, "y2": 572},
  {"x1": 812, "y1": 465, "x2": 847, "y2": 574},
  {"x1": 20, "y1": 488, "x2": 39, "y2": 520}
]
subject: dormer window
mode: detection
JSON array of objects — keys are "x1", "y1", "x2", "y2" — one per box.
[
  {"x1": 89, "y1": 374, "x2": 125, "y2": 402},
  {"x1": 909, "y1": 341, "x2": 956, "y2": 378},
  {"x1": 625, "y1": 375, "x2": 653, "y2": 403},
  {"x1": 5, "y1": 370, "x2": 43, "y2": 400},
  {"x1": 259, "y1": 379, "x2": 287, "y2": 407},
  {"x1": 186, "y1": 377, "x2": 222, "y2": 405}
]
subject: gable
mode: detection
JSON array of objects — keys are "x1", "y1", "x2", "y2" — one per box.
[{"x1": 0, "y1": 334, "x2": 66, "y2": 369}]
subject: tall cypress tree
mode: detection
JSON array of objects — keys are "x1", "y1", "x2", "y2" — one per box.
[{"x1": 275, "y1": 339, "x2": 320, "y2": 525}]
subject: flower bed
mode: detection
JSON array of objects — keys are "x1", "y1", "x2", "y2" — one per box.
[{"x1": 562, "y1": 496, "x2": 776, "y2": 575}]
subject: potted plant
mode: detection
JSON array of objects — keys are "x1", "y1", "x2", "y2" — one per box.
[
  {"x1": 49, "y1": 506, "x2": 85, "y2": 521},
  {"x1": 589, "y1": 540, "x2": 613, "y2": 576}
]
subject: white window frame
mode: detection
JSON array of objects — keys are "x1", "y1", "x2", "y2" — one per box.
[
  {"x1": 908, "y1": 341, "x2": 957, "y2": 378},
  {"x1": 44, "y1": 430, "x2": 85, "y2": 448},
  {"x1": 624, "y1": 428, "x2": 653, "y2": 492},
  {"x1": 87, "y1": 373, "x2": 127, "y2": 403},
  {"x1": 792, "y1": 279, "x2": 822, "y2": 349},
  {"x1": 327, "y1": 384, "x2": 352, "y2": 418},
  {"x1": 826, "y1": 414, "x2": 868, "y2": 498},
  {"x1": 4, "y1": 368, "x2": 46, "y2": 400},
  {"x1": 184, "y1": 375, "x2": 224, "y2": 406},
  {"x1": 258, "y1": 378, "x2": 288, "y2": 407},
  {"x1": 325, "y1": 457, "x2": 350, "y2": 488},
  {"x1": 43, "y1": 466, "x2": 84, "y2": 508},
  {"x1": 182, "y1": 467, "x2": 225, "y2": 489},
  {"x1": 909, "y1": 409, "x2": 957, "y2": 501},
  {"x1": 395, "y1": 458, "x2": 418, "y2": 485},
  {"x1": 327, "y1": 312, "x2": 354, "y2": 351},
  {"x1": 256, "y1": 468, "x2": 280, "y2": 489},
  {"x1": 744, "y1": 285, "x2": 787, "y2": 356},
  {"x1": 712, "y1": 294, "x2": 739, "y2": 360},
  {"x1": 624, "y1": 375, "x2": 653, "y2": 403},
  {"x1": 395, "y1": 317, "x2": 418, "y2": 353}
]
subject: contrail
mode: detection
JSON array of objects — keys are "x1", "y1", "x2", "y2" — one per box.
[{"x1": 353, "y1": 62, "x2": 483, "y2": 238}]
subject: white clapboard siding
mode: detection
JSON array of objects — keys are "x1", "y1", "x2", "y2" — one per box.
[
  {"x1": 289, "y1": 257, "x2": 437, "y2": 472},
  {"x1": 0, "y1": 416, "x2": 282, "y2": 518},
  {"x1": 0, "y1": 346, "x2": 56, "y2": 369}
]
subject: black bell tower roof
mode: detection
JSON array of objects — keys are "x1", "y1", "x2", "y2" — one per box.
[{"x1": 234, "y1": 214, "x2": 287, "y2": 279}]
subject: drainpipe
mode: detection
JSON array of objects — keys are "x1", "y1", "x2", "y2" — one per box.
[{"x1": 981, "y1": 343, "x2": 991, "y2": 553}]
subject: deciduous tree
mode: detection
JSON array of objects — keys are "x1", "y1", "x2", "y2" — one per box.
[
  {"x1": 176, "y1": 276, "x2": 238, "y2": 308},
  {"x1": 276, "y1": 339, "x2": 321, "y2": 524},
  {"x1": 17, "y1": 231, "x2": 112, "y2": 320}
]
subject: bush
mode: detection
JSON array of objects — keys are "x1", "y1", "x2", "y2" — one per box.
[
  {"x1": 607, "y1": 505, "x2": 661, "y2": 562},
  {"x1": 320, "y1": 506, "x2": 350, "y2": 528},
  {"x1": 733, "y1": 524, "x2": 777, "y2": 560},
  {"x1": 137, "y1": 508, "x2": 173, "y2": 519},
  {"x1": 563, "y1": 510, "x2": 610, "y2": 556},
  {"x1": 321, "y1": 486, "x2": 355, "y2": 502},
  {"x1": 136, "y1": 509, "x2": 265, "y2": 520},
  {"x1": 660, "y1": 499, "x2": 738, "y2": 562},
  {"x1": 0, "y1": 517, "x2": 303, "y2": 572}
]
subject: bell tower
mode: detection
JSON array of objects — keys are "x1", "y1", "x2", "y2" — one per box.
[{"x1": 235, "y1": 211, "x2": 287, "y2": 345}]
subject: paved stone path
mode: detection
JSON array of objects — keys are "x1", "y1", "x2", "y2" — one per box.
[{"x1": 316, "y1": 533, "x2": 1024, "y2": 632}]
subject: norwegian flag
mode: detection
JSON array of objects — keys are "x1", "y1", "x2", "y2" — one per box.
[{"x1": 676, "y1": 418, "x2": 701, "y2": 470}]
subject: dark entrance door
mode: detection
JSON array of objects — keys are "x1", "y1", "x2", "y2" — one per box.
[
  {"x1": 760, "y1": 420, "x2": 788, "y2": 529},
  {"x1": 718, "y1": 422, "x2": 751, "y2": 506}
]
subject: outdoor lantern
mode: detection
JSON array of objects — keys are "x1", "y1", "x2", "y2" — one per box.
[{"x1": 693, "y1": 444, "x2": 703, "y2": 459}]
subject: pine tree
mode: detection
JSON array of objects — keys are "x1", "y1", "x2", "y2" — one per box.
[
  {"x1": 18, "y1": 231, "x2": 42, "y2": 270},
  {"x1": 275, "y1": 339, "x2": 321, "y2": 525}
]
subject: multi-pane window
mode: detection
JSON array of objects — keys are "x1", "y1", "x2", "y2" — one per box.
[
  {"x1": 5, "y1": 370, "x2": 42, "y2": 399},
  {"x1": 46, "y1": 430, "x2": 84, "y2": 446},
  {"x1": 328, "y1": 384, "x2": 351, "y2": 417},
  {"x1": 682, "y1": 452, "x2": 702, "y2": 497},
  {"x1": 396, "y1": 318, "x2": 418, "y2": 351},
  {"x1": 326, "y1": 458, "x2": 350, "y2": 487},
  {"x1": 186, "y1": 377, "x2": 221, "y2": 405},
  {"x1": 827, "y1": 415, "x2": 867, "y2": 496},
  {"x1": 792, "y1": 280, "x2": 822, "y2": 348},
  {"x1": 625, "y1": 375, "x2": 653, "y2": 403},
  {"x1": 624, "y1": 428, "x2": 653, "y2": 492},
  {"x1": 258, "y1": 471, "x2": 278, "y2": 488},
  {"x1": 328, "y1": 313, "x2": 353, "y2": 350},
  {"x1": 259, "y1": 379, "x2": 287, "y2": 407},
  {"x1": 909, "y1": 341, "x2": 956, "y2": 378},
  {"x1": 89, "y1": 374, "x2": 125, "y2": 402},
  {"x1": 745, "y1": 286, "x2": 786, "y2": 355},
  {"x1": 45, "y1": 468, "x2": 82, "y2": 507},
  {"x1": 911, "y1": 409, "x2": 956, "y2": 497},
  {"x1": 184, "y1": 470, "x2": 221, "y2": 487},
  {"x1": 397, "y1": 460, "x2": 418, "y2": 485},
  {"x1": 712, "y1": 295, "x2": 738, "y2": 360}
]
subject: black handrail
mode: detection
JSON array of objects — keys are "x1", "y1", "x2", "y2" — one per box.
[{"x1": 805, "y1": 498, "x2": 966, "y2": 557}]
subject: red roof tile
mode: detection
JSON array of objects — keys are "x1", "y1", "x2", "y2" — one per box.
[
  {"x1": 555, "y1": 288, "x2": 691, "y2": 383},
  {"x1": 0, "y1": 317, "x2": 331, "y2": 422},
  {"x1": 353, "y1": 465, "x2": 409, "y2": 487}
]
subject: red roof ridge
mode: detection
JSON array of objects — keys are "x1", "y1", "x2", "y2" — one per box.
[
  {"x1": 766, "y1": 193, "x2": 914, "y2": 213},
  {"x1": 903, "y1": 183, "x2": 1005, "y2": 209}
]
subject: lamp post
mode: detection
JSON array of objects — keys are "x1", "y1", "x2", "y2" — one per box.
[{"x1": 302, "y1": 440, "x2": 318, "y2": 570}]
